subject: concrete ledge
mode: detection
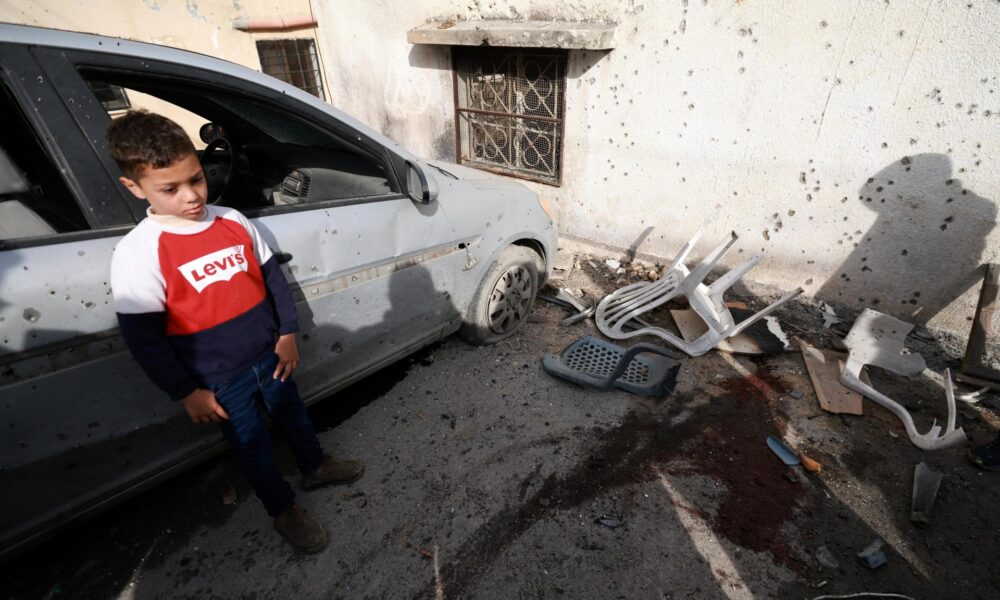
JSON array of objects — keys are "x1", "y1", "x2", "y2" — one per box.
[{"x1": 407, "y1": 20, "x2": 616, "y2": 50}]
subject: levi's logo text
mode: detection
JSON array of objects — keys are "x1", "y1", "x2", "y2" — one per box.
[{"x1": 178, "y1": 245, "x2": 248, "y2": 292}]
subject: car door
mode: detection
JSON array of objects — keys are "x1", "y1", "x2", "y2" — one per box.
[
  {"x1": 0, "y1": 43, "x2": 221, "y2": 560},
  {"x1": 56, "y1": 48, "x2": 470, "y2": 398}
]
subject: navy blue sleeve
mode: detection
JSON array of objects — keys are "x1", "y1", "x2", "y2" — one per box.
[
  {"x1": 117, "y1": 311, "x2": 200, "y2": 401},
  {"x1": 260, "y1": 256, "x2": 300, "y2": 336}
]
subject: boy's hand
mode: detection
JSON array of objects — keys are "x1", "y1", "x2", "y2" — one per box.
[
  {"x1": 274, "y1": 333, "x2": 300, "y2": 381},
  {"x1": 181, "y1": 388, "x2": 229, "y2": 424}
]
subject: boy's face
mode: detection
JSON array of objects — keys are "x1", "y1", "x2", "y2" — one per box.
[{"x1": 120, "y1": 153, "x2": 208, "y2": 221}]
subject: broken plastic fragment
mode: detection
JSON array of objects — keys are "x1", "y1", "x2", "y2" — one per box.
[
  {"x1": 840, "y1": 309, "x2": 966, "y2": 451},
  {"x1": 910, "y1": 462, "x2": 943, "y2": 524}
]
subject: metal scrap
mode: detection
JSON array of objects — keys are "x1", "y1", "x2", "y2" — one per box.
[{"x1": 555, "y1": 288, "x2": 595, "y2": 326}]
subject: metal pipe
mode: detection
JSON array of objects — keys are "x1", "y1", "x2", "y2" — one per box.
[{"x1": 232, "y1": 16, "x2": 317, "y2": 32}]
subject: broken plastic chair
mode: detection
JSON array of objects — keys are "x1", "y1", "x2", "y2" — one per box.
[
  {"x1": 595, "y1": 219, "x2": 803, "y2": 356},
  {"x1": 840, "y1": 308, "x2": 966, "y2": 451},
  {"x1": 542, "y1": 336, "x2": 682, "y2": 396}
]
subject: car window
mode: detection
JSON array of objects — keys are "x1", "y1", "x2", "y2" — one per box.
[
  {"x1": 83, "y1": 71, "x2": 394, "y2": 213},
  {"x1": 0, "y1": 82, "x2": 89, "y2": 241},
  {"x1": 110, "y1": 85, "x2": 208, "y2": 150}
]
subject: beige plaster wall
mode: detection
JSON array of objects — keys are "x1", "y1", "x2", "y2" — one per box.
[
  {"x1": 0, "y1": 0, "x2": 326, "y2": 144},
  {"x1": 5, "y1": 1, "x2": 1000, "y2": 336},
  {"x1": 313, "y1": 0, "x2": 1000, "y2": 336}
]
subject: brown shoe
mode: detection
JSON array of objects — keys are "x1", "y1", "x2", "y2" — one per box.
[
  {"x1": 301, "y1": 454, "x2": 366, "y2": 490},
  {"x1": 274, "y1": 504, "x2": 328, "y2": 553}
]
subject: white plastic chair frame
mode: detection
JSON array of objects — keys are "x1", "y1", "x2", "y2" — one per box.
[
  {"x1": 840, "y1": 308, "x2": 966, "y2": 451},
  {"x1": 595, "y1": 221, "x2": 803, "y2": 357}
]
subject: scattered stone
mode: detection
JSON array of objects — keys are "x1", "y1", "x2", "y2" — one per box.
[
  {"x1": 815, "y1": 545, "x2": 839, "y2": 570},
  {"x1": 857, "y1": 538, "x2": 888, "y2": 569},
  {"x1": 605, "y1": 259, "x2": 621, "y2": 270},
  {"x1": 594, "y1": 514, "x2": 625, "y2": 529}
]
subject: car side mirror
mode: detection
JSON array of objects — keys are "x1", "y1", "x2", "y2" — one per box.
[{"x1": 405, "y1": 161, "x2": 438, "y2": 204}]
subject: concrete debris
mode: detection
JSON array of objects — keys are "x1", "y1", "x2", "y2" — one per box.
[
  {"x1": 815, "y1": 545, "x2": 840, "y2": 570},
  {"x1": 910, "y1": 462, "x2": 943, "y2": 524},
  {"x1": 857, "y1": 538, "x2": 888, "y2": 569},
  {"x1": 765, "y1": 316, "x2": 791, "y2": 349},
  {"x1": 605, "y1": 259, "x2": 621, "y2": 270},
  {"x1": 595, "y1": 217, "x2": 802, "y2": 356},
  {"x1": 821, "y1": 303, "x2": 842, "y2": 329},
  {"x1": 594, "y1": 514, "x2": 625, "y2": 529},
  {"x1": 840, "y1": 309, "x2": 966, "y2": 451}
]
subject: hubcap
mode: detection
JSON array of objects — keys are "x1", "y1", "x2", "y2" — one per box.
[{"x1": 487, "y1": 265, "x2": 532, "y2": 334}]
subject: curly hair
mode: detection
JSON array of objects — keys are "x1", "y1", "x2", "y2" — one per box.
[{"x1": 106, "y1": 110, "x2": 196, "y2": 180}]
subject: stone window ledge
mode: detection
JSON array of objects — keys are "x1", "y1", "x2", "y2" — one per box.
[{"x1": 407, "y1": 20, "x2": 616, "y2": 50}]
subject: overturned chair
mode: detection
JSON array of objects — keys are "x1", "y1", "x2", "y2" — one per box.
[
  {"x1": 840, "y1": 308, "x2": 966, "y2": 451},
  {"x1": 595, "y1": 220, "x2": 803, "y2": 356}
]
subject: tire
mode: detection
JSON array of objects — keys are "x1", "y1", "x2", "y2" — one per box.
[{"x1": 461, "y1": 245, "x2": 540, "y2": 345}]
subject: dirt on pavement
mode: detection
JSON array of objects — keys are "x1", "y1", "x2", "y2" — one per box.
[{"x1": 2, "y1": 257, "x2": 999, "y2": 599}]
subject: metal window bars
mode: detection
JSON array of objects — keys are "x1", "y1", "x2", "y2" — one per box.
[
  {"x1": 256, "y1": 39, "x2": 325, "y2": 100},
  {"x1": 454, "y1": 48, "x2": 565, "y2": 185}
]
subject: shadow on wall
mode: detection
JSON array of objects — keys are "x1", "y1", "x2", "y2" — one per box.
[{"x1": 817, "y1": 153, "x2": 996, "y2": 325}]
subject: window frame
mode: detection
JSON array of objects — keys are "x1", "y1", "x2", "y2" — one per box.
[
  {"x1": 255, "y1": 38, "x2": 325, "y2": 101},
  {"x1": 47, "y1": 49, "x2": 410, "y2": 219},
  {"x1": 451, "y1": 46, "x2": 567, "y2": 187},
  {"x1": 86, "y1": 80, "x2": 130, "y2": 112},
  {"x1": 0, "y1": 44, "x2": 138, "y2": 250}
]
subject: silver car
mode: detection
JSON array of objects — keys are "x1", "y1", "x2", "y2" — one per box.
[{"x1": 0, "y1": 24, "x2": 556, "y2": 560}]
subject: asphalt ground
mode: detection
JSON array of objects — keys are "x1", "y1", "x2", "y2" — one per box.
[{"x1": 3, "y1": 262, "x2": 1000, "y2": 599}]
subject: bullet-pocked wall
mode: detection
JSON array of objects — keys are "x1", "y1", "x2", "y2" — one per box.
[{"x1": 312, "y1": 0, "x2": 1000, "y2": 336}]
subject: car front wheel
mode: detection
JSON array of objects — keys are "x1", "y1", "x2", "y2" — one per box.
[{"x1": 462, "y1": 245, "x2": 539, "y2": 345}]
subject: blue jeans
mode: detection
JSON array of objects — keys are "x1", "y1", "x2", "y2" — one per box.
[{"x1": 210, "y1": 353, "x2": 323, "y2": 517}]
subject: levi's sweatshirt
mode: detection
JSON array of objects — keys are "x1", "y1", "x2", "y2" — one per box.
[{"x1": 110, "y1": 205, "x2": 298, "y2": 400}]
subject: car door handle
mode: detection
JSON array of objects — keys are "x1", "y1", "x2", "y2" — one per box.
[{"x1": 275, "y1": 252, "x2": 293, "y2": 264}]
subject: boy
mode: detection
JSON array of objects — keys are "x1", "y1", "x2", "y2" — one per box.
[{"x1": 107, "y1": 110, "x2": 363, "y2": 553}]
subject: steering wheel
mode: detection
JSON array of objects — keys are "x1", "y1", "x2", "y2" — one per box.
[{"x1": 200, "y1": 137, "x2": 238, "y2": 205}]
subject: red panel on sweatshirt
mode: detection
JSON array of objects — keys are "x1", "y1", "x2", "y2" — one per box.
[{"x1": 156, "y1": 218, "x2": 266, "y2": 335}]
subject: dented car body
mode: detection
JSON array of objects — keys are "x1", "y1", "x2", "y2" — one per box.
[{"x1": 0, "y1": 24, "x2": 555, "y2": 559}]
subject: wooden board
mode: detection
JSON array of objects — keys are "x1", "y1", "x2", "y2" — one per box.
[{"x1": 799, "y1": 340, "x2": 864, "y2": 415}]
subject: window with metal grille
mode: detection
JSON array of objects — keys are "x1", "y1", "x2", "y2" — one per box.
[
  {"x1": 86, "y1": 80, "x2": 130, "y2": 112},
  {"x1": 453, "y1": 47, "x2": 566, "y2": 185},
  {"x1": 256, "y1": 39, "x2": 325, "y2": 100}
]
